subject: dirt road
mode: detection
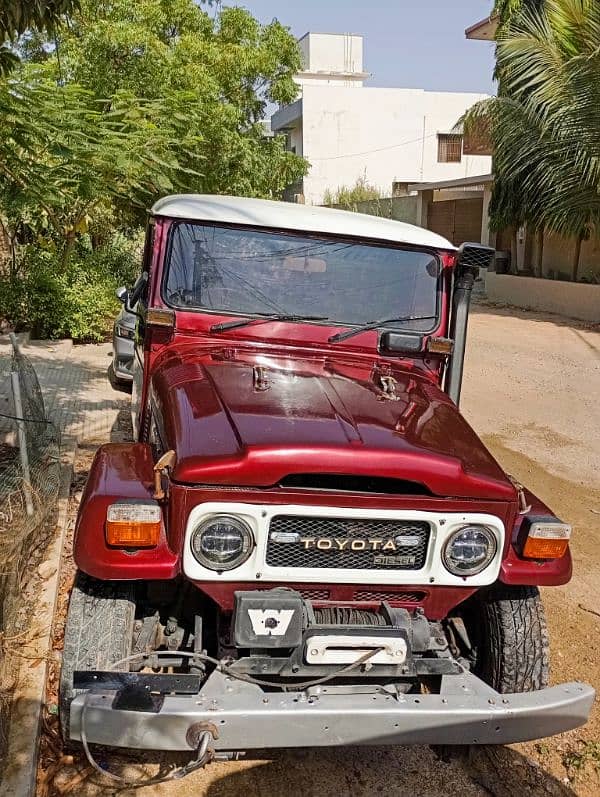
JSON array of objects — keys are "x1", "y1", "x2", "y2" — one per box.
[{"x1": 40, "y1": 304, "x2": 600, "y2": 797}]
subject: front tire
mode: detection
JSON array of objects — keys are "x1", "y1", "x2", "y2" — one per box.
[
  {"x1": 59, "y1": 572, "x2": 136, "y2": 741},
  {"x1": 463, "y1": 584, "x2": 549, "y2": 693}
]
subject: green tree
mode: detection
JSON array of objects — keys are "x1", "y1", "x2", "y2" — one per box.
[
  {"x1": 494, "y1": 0, "x2": 545, "y2": 27},
  {"x1": 464, "y1": 0, "x2": 600, "y2": 280},
  {"x1": 0, "y1": 0, "x2": 79, "y2": 74},
  {"x1": 488, "y1": 0, "x2": 547, "y2": 273},
  {"x1": 0, "y1": 71, "x2": 201, "y2": 269},
  {"x1": 0, "y1": 1, "x2": 308, "y2": 338},
  {"x1": 28, "y1": 0, "x2": 307, "y2": 202}
]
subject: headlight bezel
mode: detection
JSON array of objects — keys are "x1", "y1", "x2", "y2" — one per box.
[
  {"x1": 190, "y1": 514, "x2": 255, "y2": 572},
  {"x1": 442, "y1": 524, "x2": 498, "y2": 577}
]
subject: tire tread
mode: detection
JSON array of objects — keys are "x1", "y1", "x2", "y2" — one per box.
[
  {"x1": 478, "y1": 584, "x2": 549, "y2": 693},
  {"x1": 59, "y1": 572, "x2": 136, "y2": 739}
]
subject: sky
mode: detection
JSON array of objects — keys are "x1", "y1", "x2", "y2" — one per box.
[{"x1": 237, "y1": 0, "x2": 497, "y2": 96}]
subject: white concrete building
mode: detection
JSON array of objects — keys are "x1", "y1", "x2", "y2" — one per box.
[{"x1": 271, "y1": 33, "x2": 492, "y2": 206}]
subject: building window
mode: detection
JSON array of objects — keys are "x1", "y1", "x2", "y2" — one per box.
[
  {"x1": 437, "y1": 133, "x2": 463, "y2": 163},
  {"x1": 285, "y1": 132, "x2": 296, "y2": 154}
]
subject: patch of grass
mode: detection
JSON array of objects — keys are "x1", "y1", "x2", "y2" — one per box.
[
  {"x1": 535, "y1": 742, "x2": 550, "y2": 757},
  {"x1": 562, "y1": 741, "x2": 600, "y2": 777}
]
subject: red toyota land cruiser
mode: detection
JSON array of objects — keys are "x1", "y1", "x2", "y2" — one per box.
[{"x1": 60, "y1": 195, "x2": 593, "y2": 771}]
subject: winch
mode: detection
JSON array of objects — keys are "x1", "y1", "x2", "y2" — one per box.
[{"x1": 229, "y1": 588, "x2": 457, "y2": 679}]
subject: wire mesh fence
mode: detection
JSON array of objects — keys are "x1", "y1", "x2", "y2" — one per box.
[{"x1": 0, "y1": 337, "x2": 61, "y2": 741}]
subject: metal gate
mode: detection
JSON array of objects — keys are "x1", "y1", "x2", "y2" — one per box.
[{"x1": 427, "y1": 197, "x2": 483, "y2": 246}]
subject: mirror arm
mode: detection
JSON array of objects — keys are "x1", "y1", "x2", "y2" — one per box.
[
  {"x1": 125, "y1": 299, "x2": 145, "y2": 322},
  {"x1": 125, "y1": 272, "x2": 149, "y2": 320}
]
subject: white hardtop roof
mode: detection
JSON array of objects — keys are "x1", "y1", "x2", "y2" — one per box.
[{"x1": 151, "y1": 194, "x2": 455, "y2": 250}]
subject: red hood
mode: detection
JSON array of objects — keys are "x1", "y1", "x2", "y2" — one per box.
[{"x1": 150, "y1": 346, "x2": 515, "y2": 501}]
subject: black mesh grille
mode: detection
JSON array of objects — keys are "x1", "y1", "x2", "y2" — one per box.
[
  {"x1": 458, "y1": 244, "x2": 495, "y2": 270},
  {"x1": 353, "y1": 590, "x2": 427, "y2": 603},
  {"x1": 299, "y1": 588, "x2": 331, "y2": 600},
  {"x1": 266, "y1": 516, "x2": 430, "y2": 571}
]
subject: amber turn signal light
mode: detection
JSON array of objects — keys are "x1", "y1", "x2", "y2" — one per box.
[
  {"x1": 522, "y1": 521, "x2": 571, "y2": 559},
  {"x1": 106, "y1": 500, "x2": 161, "y2": 547},
  {"x1": 523, "y1": 537, "x2": 569, "y2": 559},
  {"x1": 146, "y1": 308, "x2": 175, "y2": 328},
  {"x1": 426, "y1": 337, "x2": 454, "y2": 355}
]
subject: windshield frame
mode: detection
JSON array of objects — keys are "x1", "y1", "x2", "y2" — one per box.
[{"x1": 160, "y1": 220, "x2": 444, "y2": 336}]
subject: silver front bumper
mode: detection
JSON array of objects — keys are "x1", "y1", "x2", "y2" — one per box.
[{"x1": 70, "y1": 670, "x2": 594, "y2": 751}]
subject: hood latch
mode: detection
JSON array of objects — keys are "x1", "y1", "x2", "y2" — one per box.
[
  {"x1": 378, "y1": 375, "x2": 401, "y2": 401},
  {"x1": 253, "y1": 365, "x2": 270, "y2": 392},
  {"x1": 153, "y1": 449, "x2": 177, "y2": 501},
  {"x1": 508, "y1": 474, "x2": 533, "y2": 514}
]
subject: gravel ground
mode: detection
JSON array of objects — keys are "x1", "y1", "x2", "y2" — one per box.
[{"x1": 37, "y1": 304, "x2": 600, "y2": 797}]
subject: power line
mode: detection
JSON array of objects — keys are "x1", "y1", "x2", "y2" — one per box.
[{"x1": 308, "y1": 131, "x2": 440, "y2": 161}]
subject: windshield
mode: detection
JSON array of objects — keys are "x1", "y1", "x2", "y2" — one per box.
[{"x1": 163, "y1": 222, "x2": 440, "y2": 332}]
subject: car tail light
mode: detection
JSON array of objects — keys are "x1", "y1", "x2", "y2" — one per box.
[
  {"x1": 522, "y1": 521, "x2": 571, "y2": 559},
  {"x1": 106, "y1": 500, "x2": 161, "y2": 547}
]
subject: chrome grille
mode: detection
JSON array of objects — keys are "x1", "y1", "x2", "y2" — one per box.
[{"x1": 266, "y1": 516, "x2": 430, "y2": 571}]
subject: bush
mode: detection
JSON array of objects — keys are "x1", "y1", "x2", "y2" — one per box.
[
  {"x1": 83, "y1": 232, "x2": 143, "y2": 287},
  {"x1": 0, "y1": 234, "x2": 141, "y2": 342},
  {"x1": 323, "y1": 175, "x2": 383, "y2": 209}
]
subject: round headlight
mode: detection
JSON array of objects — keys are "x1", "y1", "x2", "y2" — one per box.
[
  {"x1": 442, "y1": 525, "x2": 497, "y2": 576},
  {"x1": 191, "y1": 515, "x2": 254, "y2": 571}
]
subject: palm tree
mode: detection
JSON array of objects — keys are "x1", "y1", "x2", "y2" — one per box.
[
  {"x1": 464, "y1": 0, "x2": 600, "y2": 281},
  {"x1": 494, "y1": 0, "x2": 546, "y2": 27}
]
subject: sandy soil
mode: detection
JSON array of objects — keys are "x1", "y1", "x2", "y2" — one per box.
[{"x1": 36, "y1": 304, "x2": 600, "y2": 797}]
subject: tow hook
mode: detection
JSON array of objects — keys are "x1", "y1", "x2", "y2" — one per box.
[
  {"x1": 175, "y1": 728, "x2": 216, "y2": 778},
  {"x1": 79, "y1": 691, "x2": 216, "y2": 785},
  {"x1": 187, "y1": 721, "x2": 219, "y2": 750}
]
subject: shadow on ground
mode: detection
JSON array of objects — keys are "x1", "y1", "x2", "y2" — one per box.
[
  {"x1": 37, "y1": 741, "x2": 578, "y2": 797},
  {"x1": 194, "y1": 745, "x2": 577, "y2": 797},
  {"x1": 472, "y1": 299, "x2": 599, "y2": 332}
]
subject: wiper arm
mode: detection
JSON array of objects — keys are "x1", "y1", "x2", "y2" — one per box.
[
  {"x1": 328, "y1": 315, "x2": 437, "y2": 344},
  {"x1": 210, "y1": 313, "x2": 328, "y2": 333}
]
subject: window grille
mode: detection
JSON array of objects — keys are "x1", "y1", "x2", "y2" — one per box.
[{"x1": 437, "y1": 133, "x2": 463, "y2": 163}]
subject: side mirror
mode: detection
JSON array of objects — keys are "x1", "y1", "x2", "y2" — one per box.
[
  {"x1": 128, "y1": 272, "x2": 149, "y2": 309},
  {"x1": 116, "y1": 286, "x2": 128, "y2": 304},
  {"x1": 379, "y1": 332, "x2": 424, "y2": 354}
]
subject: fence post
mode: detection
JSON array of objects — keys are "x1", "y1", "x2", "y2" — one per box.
[{"x1": 9, "y1": 334, "x2": 34, "y2": 517}]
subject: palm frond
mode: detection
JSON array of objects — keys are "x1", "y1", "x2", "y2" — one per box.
[{"x1": 473, "y1": 0, "x2": 600, "y2": 238}]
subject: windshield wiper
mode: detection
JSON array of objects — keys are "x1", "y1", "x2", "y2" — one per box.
[
  {"x1": 210, "y1": 313, "x2": 329, "y2": 333},
  {"x1": 328, "y1": 315, "x2": 437, "y2": 344}
]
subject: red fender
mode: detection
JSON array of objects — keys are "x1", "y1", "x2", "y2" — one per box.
[
  {"x1": 73, "y1": 443, "x2": 179, "y2": 580},
  {"x1": 500, "y1": 487, "x2": 572, "y2": 586}
]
